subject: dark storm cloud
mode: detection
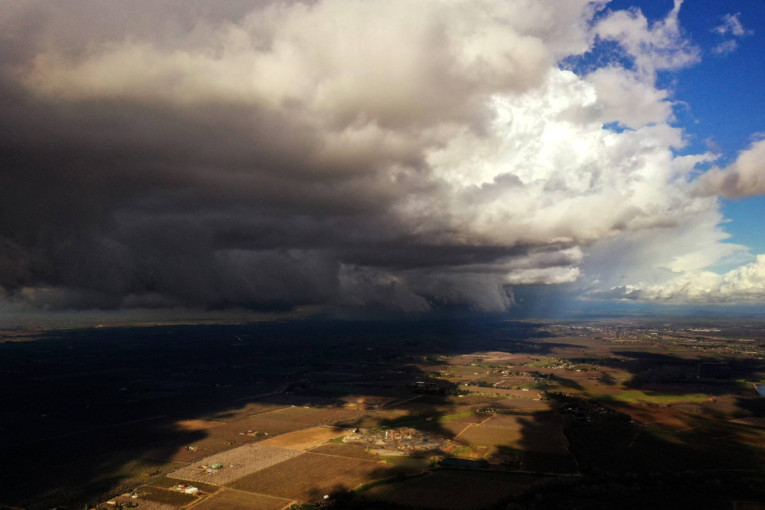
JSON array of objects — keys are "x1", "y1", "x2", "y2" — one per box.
[{"x1": 2, "y1": 0, "x2": 754, "y2": 312}]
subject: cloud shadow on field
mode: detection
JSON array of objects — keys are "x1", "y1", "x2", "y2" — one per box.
[{"x1": 0, "y1": 317, "x2": 762, "y2": 509}]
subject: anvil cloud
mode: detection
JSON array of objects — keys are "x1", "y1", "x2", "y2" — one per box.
[{"x1": 1, "y1": 0, "x2": 764, "y2": 314}]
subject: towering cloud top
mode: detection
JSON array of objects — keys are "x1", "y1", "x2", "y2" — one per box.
[{"x1": 1, "y1": 0, "x2": 763, "y2": 315}]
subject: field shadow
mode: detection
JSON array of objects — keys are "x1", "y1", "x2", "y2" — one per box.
[
  {"x1": 0, "y1": 318, "x2": 561, "y2": 508},
  {"x1": 507, "y1": 392, "x2": 765, "y2": 509}
]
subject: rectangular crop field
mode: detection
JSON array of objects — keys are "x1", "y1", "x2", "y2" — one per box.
[
  {"x1": 184, "y1": 437, "x2": 247, "y2": 453},
  {"x1": 483, "y1": 414, "x2": 527, "y2": 429},
  {"x1": 207, "y1": 425, "x2": 277, "y2": 444},
  {"x1": 190, "y1": 488, "x2": 292, "y2": 510},
  {"x1": 483, "y1": 414, "x2": 568, "y2": 453},
  {"x1": 227, "y1": 452, "x2": 389, "y2": 502},
  {"x1": 457, "y1": 419, "x2": 568, "y2": 454},
  {"x1": 259, "y1": 406, "x2": 322, "y2": 422},
  {"x1": 213, "y1": 415, "x2": 310, "y2": 436},
  {"x1": 168, "y1": 444, "x2": 303, "y2": 485},
  {"x1": 299, "y1": 407, "x2": 364, "y2": 425},
  {"x1": 308, "y1": 443, "x2": 379, "y2": 460},
  {"x1": 259, "y1": 426, "x2": 344, "y2": 450},
  {"x1": 457, "y1": 425, "x2": 522, "y2": 447},
  {"x1": 134, "y1": 486, "x2": 197, "y2": 506}
]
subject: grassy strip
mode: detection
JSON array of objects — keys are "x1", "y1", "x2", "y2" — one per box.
[
  {"x1": 436, "y1": 412, "x2": 473, "y2": 422},
  {"x1": 600, "y1": 390, "x2": 707, "y2": 405}
]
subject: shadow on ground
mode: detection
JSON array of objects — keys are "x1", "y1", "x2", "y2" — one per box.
[{"x1": 0, "y1": 317, "x2": 762, "y2": 509}]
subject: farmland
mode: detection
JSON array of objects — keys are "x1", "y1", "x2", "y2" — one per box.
[
  {"x1": 227, "y1": 452, "x2": 390, "y2": 501},
  {"x1": 190, "y1": 489, "x2": 292, "y2": 510},
  {"x1": 168, "y1": 444, "x2": 302, "y2": 485},
  {"x1": 307, "y1": 443, "x2": 379, "y2": 460},
  {"x1": 0, "y1": 317, "x2": 763, "y2": 509},
  {"x1": 258, "y1": 426, "x2": 345, "y2": 450}
]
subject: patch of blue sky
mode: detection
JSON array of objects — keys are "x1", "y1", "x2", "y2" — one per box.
[
  {"x1": 721, "y1": 198, "x2": 765, "y2": 256},
  {"x1": 559, "y1": 39, "x2": 636, "y2": 77}
]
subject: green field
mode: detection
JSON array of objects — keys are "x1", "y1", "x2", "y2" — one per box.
[{"x1": 602, "y1": 390, "x2": 708, "y2": 405}]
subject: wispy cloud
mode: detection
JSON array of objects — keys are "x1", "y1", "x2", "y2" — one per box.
[
  {"x1": 711, "y1": 12, "x2": 753, "y2": 55},
  {"x1": 713, "y1": 13, "x2": 752, "y2": 37}
]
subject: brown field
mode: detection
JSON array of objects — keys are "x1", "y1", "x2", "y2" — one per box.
[
  {"x1": 477, "y1": 352, "x2": 525, "y2": 363},
  {"x1": 183, "y1": 437, "x2": 247, "y2": 453},
  {"x1": 259, "y1": 406, "x2": 322, "y2": 422},
  {"x1": 441, "y1": 420, "x2": 474, "y2": 438},
  {"x1": 483, "y1": 414, "x2": 528, "y2": 429},
  {"x1": 259, "y1": 426, "x2": 344, "y2": 450},
  {"x1": 227, "y1": 452, "x2": 390, "y2": 502},
  {"x1": 457, "y1": 424, "x2": 522, "y2": 447},
  {"x1": 174, "y1": 419, "x2": 226, "y2": 431},
  {"x1": 134, "y1": 486, "x2": 197, "y2": 506},
  {"x1": 308, "y1": 443, "x2": 379, "y2": 460},
  {"x1": 299, "y1": 407, "x2": 365, "y2": 425},
  {"x1": 211, "y1": 415, "x2": 310, "y2": 437},
  {"x1": 703, "y1": 394, "x2": 747, "y2": 416},
  {"x1": 622, "y1": 405, "x2": 693, "y2": 430},
  {"x1": 207, "y1": 403, "x2": 290, "y2": 422},
  {"x1": 190, "y1": 488, "x2": 292, "y2": 510},
  {"x1": 362, "y1": 470, "x2": 546, "y2": 510},
  {"x1": 457, "y1": 417, "x2": 568, "y2": 454},
  {"x1": 391, "y1": 402, "x2": 456, "y2": 415},
  {"x1": 144, "y1": 444, "x2": 217, "y2": 463},
  {"x1": 148, "y1": 477, "x2": 221, "y2": 494},
  {"x1": 169, "y1": 444, "x2": 303, "y2": 485},
  {"x1": 445, "y1": 394, "x2": 497, "y2": 406}
]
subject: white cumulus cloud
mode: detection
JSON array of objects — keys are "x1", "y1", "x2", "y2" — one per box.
[{"x1": 695, "y1": 139, "x2": 765, "y2": 199}]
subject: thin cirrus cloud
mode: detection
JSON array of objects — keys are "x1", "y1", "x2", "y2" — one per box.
[
  {"x1": 0, "y1": 0, "x2": 763, "y2": 315},
  {"x1": 711, "y1": 12, "x2": 753, "y2": 55}
]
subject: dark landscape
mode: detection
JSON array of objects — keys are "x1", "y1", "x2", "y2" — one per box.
[{"x1": 1, "y1": 317, "x2": 763, "y2": 510}]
